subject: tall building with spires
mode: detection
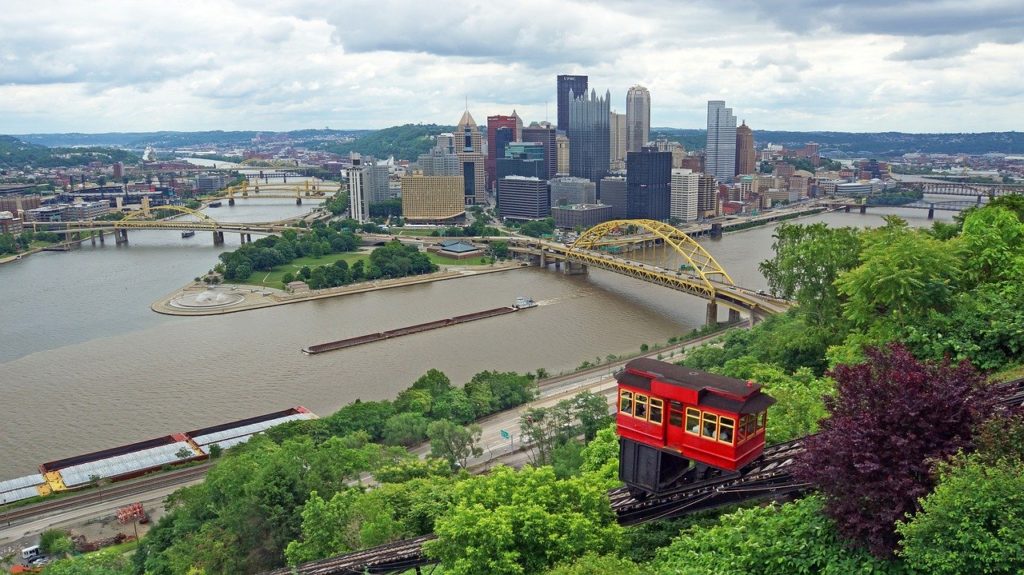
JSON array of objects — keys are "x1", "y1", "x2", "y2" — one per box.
[
  {"x1": 735, "y1": 120, "x2": 756, "y2": 176},
  {"x1": 626, "y1": 85, "x2": 651, "y2": 153},
  {"x1": 706, "y1": 100, "x2": 737, "y2": 183},
  {"x1": 557, "y1": 74, "x2": 588, "y2": 131},
  {"x1": 568, "y1": 88, "x2": 611, "y2": 183},
  {"x1": 456, "y1": 110, "x2": 487, "y2": 205}
]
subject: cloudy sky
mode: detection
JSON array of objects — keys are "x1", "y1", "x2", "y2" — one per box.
[{"x1": 1, "y1": 0, "x2": 1021, "y2": 134}]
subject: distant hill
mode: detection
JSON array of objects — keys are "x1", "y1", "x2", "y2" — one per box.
[
  {"x1": 314, "y1": 124, "x2": 456, "y2": 161},
  {"x1": 650, "y1": 128, "x2": 1024, "y2": 157},
  {"x1": 0, "y1": 135, "x2": 139, "y2": 170},
  {"x1": 15, "y1": 129, "x2": 371, "y2": 149}
]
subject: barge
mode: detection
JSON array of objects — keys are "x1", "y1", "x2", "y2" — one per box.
[{"x1": 303, "y1": 298, "x2": 537, "y2": 355}]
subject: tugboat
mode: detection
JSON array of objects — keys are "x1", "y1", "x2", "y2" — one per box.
[
  {"x1": 181, "y1": 230, "x2": 196, "y2": 238},
  {"x1": 514, "y1": 296, "x2": 537, "y2": 309}
]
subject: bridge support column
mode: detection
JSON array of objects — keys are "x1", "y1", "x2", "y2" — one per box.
[
  {"x1": 705, "y1": 300, "x2": 718, "y2": 328},
  {"x1": 98, "y1": 231, "x2": 105, "y2": 245},
  {"x1": 91, "y1": 234, "x2": 96, "y2": 246},
  {"x1": 228, "y1": 198, "x2": 235, "y2": 206},
  {"x1": 245, "y1": 233, "x2": 252, "y2": 243},
  {"x1": 710, "y1": 223, "x2": 723, "y2": 238},
  {"x1": 844, "y1": 205, "x2": 850, "y2": 213},
  {"x1": 563, "y1": 261, "x2": 588, "y2": 276},
  {"x1": 977, "y1": 195, "x2": 983, "y2": 205},
  {"x1": 859, "y1": 205, "x2": 867, "y2": 214},
  {"x1": 539, "y1": 252, "x2": 547, "y2": 267},
  {"x1": 115, "y1": 229, "x2": 129, "y2": 245},
  {"x1": 239, "y1": 234, "x2": 247, "y2": 244},
  {"x1": 728, "y1": 309, "x2": 741, "y2": 324},
  {"x1": 213, "y1": 231, "x2": 224, "y2": 246},
  {"x1": 927, "y1": 204, "x2": 935, "y2": 220},
  {"x1": 295, "y1": 197, "x2": 302, "y2": 205}
]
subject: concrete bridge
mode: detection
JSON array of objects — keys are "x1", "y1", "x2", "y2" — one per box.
[{"x1": 824, "y1": 196, "x2": 987, "y2": 219}]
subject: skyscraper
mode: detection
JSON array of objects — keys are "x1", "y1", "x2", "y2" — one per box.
[
  {"x1": 670, "y1": 168, "x2": 699, "y2": 222},
  {"x1": 626, "y1": 85, "x2": 651, "y2": 153},
  {"x1": 697, "y1": 174, "x2": 718, "y2": 218},
  {"x1": 557, "y1": 74, "x2": 588, "y2": 131},
  {"x1": 497, "y1": 176, "x2": 549, "y2": 220},
  {"x1": 568, "y1": 88, "x2": 611, "y2": 184},
  {"x1": 455, "y1": 110, "x2": 487, "y2": 205},
  {"x1": 487, "y1": 114, "x2": 519, "y2": 191},
  {"x1": 417, "y1": 133, "x2": 461, "y2": 176},
  {"x1": 626, "y1": 147, "x2": 672, "y2": 220},
  {"x1": 347, "y1": 157, "x2": 369, "y2": 223},
  {"x1": 609, "y1": 111, "x2": 627, "y2": 171},
  {"x1": 706, "y1": 101, "x2": 737, "y2": 183},
  {"x1": 556, "y1": 134, "x2": 570, "y2": 175},
  {"x1": 401, "y1": 174, "x2": 465, "y2": 223},
  {"x1": 735, "y1": 120, "x2": 756, "y2": 176},
  {"x1": 522, "y1": 124, "x2": 557, "y2": 180}
]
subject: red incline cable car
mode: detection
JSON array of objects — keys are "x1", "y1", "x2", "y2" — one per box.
[{"x1": 616, "y1": 358, "x2": 776, "y2": 496}]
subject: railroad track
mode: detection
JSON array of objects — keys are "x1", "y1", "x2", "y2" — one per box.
[
  {"x1": 270, "y1": 378, "x2": 1023, "y2": 575},
  {"x1": 0, "y1": 464, "x2": 209, "y2": 525}
]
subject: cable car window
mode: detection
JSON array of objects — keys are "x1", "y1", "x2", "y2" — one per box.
[
  {"x1": 635, "y1": 394, "x2": 648, "y2": 420},
  {"x1": 737, "y1": 416, "x2": 747, "y2": 442},
  {"x1": 757, "y1": 411, "x2": 766, "y2": 429},
  {"x1": 649, "y1": 398, "x2": 664, "y2": 425},
  {"x1": 619, "y1": 390, "x2": 633, "y2": 415},
  {"x1": 718, "y1": 417, "x2": 735, "y2": 444},
  {"x1": 669, "y1": 410, "x2": 683, "y2": 427},
  {"x1": 685, "y1": 408, "x2": 701, "y2": 435},
  {"x1": 702, "y1": 413, "x2": 718, "y2": 439},
  {"x1": 670, "y1": 400, "x2": 683, "y2": 410},
  {"x1": 744, "y1": 414, "x2": 757, "y2": 436}
]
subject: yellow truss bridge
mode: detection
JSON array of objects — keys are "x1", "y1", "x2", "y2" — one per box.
[
  {"x1": 506, "y1": 219, "x2": 790, "y2": 322},
  {"x1": 217, "y1": 179, "x2": 339, "y2": 204}
]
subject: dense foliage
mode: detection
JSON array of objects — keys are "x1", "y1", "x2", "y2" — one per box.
[
  {"x1": 217, "y1": 226, "x2": 358, "y2": 281},
  {"x1": 795, "y1": 344, "x2": 993, "y2": 556},
  {"x1": 897, "y1": 455, "x2": 1024, "y2": 574},
  {"x1": 651, "y1": 495, "x2": 902, "y2": 575},
  {"x1": 424, "y1": 466, "x2": 623, "y2": 575}
]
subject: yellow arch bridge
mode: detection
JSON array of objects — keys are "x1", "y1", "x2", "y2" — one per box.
[
  {"x1": 23, "y1": 204, "x2": 313, "y2": 247},
  {"x1": 504, "y1": 219, "x2": 790, "y2": 324}
]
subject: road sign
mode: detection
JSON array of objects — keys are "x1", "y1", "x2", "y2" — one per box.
[{"x1": 499, "y1": 429, "x2": 511, "y2": 440}]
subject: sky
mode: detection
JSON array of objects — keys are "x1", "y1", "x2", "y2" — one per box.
[{"x1": 1, "y1": 0, "x2": 1022, "y2": 134}]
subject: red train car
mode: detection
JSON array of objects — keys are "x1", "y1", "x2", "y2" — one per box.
[{"x1": 616, "y1": 358, "x2": 776, "y2": 496}]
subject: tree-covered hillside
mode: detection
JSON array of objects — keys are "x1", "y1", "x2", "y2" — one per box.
[
  {"x1": 0, "y1": 135, "x2": 139, "y2": 169},
  {"x1": 317, "y1": 124, "x2": 455, "y2": 161}
]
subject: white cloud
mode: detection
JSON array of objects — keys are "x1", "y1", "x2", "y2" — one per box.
[{"x1": 0, "y1": 0, "x2": 1020, "y2": 133}]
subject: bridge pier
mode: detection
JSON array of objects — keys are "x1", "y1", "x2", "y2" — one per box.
[
  {"x1": 728, "y1": 309, "x2": 741, "y2": 324},
  {"x1": 98, "y1": 231, "x2": 105, "y2": 245},
  {"x1": 705, "y1": 300, "x2": 718, "y2": 328},
  {"x1": 213, "y1": 231, "x2": 225, "y2": 246},
  {"x1": 295, "y1": 197, "x2": 302, "y2": 205},
  {"x1": 114, "y1": 229, "x2": 129, "y2": 245},
  {"x1": 539, "y1": 252, "x2": 547, "y2": 267},
  {"x1": 859, "y1": 205, "x2": 867, "y2": 214},
  {"x1": 844, "y1": 205, "x2": 850, "y2": 213},
  {"x1": 563, "y1": 261, "x2": 588, "y2": 275},
  {"x1": 710, "y1": 223, "x2": 723, "y2": 238},
  {"x1": 927, "y1": 204, "x2": 935, "y2": 220},
  {"x1": 228, "y1": 198, "x2": 235, "y2": 206}
]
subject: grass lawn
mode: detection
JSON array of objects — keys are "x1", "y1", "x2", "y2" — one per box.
[{"x1": 237, "y1": 250, "x2": 493, "y2": 287}]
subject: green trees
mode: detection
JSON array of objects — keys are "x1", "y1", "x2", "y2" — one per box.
[
  {"x1": 519, "y1": 391, "x2": 613, "y2": 466},
  {"x1": 651, "y1": 496, "x2": 899, "y2": 575},
  {"x1": 427, "y1": 420, "x2": 483, "y2": 469},
  {"x1": 424, "y1": 466, "x2": 623, "y2": 575},
  {"x1": 897, "y1": 456, "x2": 1024, "y2": 574},
  {"x1": 40, "y1": 549, "x2": 132, "y2": 574},
  {"x1": 39, "y1": 529, "x2": 74, "y2": 556}
]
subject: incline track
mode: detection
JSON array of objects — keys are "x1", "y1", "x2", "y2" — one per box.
[{"x1": 268, "y1": 377, "x2": 1024, "y2": 575}]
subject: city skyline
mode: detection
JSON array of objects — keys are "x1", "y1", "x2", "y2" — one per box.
[{"x1": 1, "y1": 0, "x2": 1022, "y2": 134}]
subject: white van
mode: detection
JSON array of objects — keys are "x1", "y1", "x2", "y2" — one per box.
[{"x1": 21, "y1": 545, "x2": 42, "y2": 561}]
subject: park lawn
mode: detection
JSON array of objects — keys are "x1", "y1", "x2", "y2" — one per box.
[
  {"x1": 237, "y1": 252, "x2": 370, "y2": 287},
  {"x1": 236, "y1": 250, "x2": 492, "y2": 288},
  {"x1": 391, "y1": 228, "x2": 443, "y2": 237},
  {"x1": 424, "y1": 252, "x2": 491, "y2": 266}
]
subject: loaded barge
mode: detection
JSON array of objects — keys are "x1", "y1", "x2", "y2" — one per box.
[{"x1": 303, "y1": 297, "x2": 537, "y2": 355}]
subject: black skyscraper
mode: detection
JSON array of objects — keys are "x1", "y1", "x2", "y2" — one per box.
[
  {"x1": 626, "y1": 147, "x2": 672, "y2": 220},
  {"x1": 568, "y1": 88, "x2": 610, "y2": 185},
  {"x1": 557, "y1": 74, "x2": 588, "y2": 131},
  {"x1": 522, "y1": 126, "x2": 557, "y2": 180}
]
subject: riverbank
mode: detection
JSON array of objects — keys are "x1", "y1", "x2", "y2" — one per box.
[{"x1": 151, "y1": 261, "x2": 527, "y2": 316}]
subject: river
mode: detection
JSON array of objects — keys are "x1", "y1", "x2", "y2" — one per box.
[{"x1": 0, "y1": 201, "x2": 952, "y2": 477}]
